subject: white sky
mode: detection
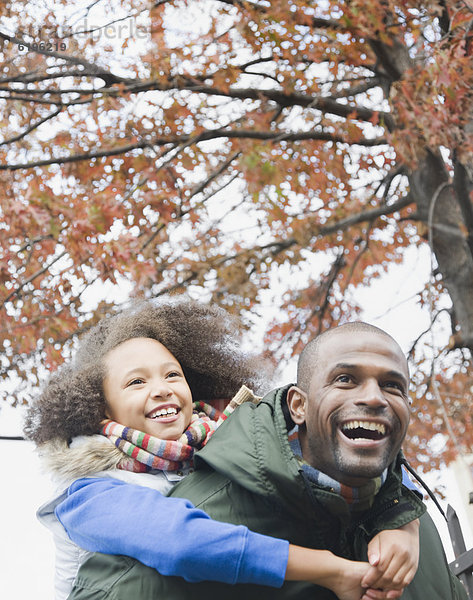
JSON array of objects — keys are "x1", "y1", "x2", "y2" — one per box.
[{"x1": 1, "y1": 435, "x2": 55, "y2": 598}]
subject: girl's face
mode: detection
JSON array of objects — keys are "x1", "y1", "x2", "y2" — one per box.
[{"x1": 103, "y1": 337, "x2": 193, "y2": 440}]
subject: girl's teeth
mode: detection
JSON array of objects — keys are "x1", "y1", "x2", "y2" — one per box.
[{"x1": 151, "y1": 407, "x2": 178, "y2": 419}]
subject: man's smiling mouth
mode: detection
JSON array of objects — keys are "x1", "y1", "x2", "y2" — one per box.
[{"x1": 341, "y1": 420, "x2": 387, "y2": 441}]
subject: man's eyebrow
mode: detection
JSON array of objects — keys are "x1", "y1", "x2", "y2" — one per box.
[
  {"x1": 331, "y1": 362, "x2": 357, "y2": 371},
  {"x1": 326, "y1": 363, "x2": 358, "y2": 378}
]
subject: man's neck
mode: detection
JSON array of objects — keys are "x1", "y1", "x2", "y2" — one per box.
[{"x1": 289, "y1": 436, "x2": 388, "y2": 511}]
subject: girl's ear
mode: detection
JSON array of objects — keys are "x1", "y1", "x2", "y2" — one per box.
[
  {"x1": 103, "y1": 396, "x2": 112, "y2": 420},
  {"x1": 286, "y1": 386, "x2": 307, "y2": 425}
]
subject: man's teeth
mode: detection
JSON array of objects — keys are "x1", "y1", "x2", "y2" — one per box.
[
  {"x1": 342, "y1": 421, "x2": 386, "y2": 435},
  {"x1": 149, "y1": 407, "x2": 178, "y2": 419}
]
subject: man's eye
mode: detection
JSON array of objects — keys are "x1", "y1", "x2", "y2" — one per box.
[
  {"x1": 384, "y1": 381, "x2": 405, "y2": 393},
  {"x1": 335, "y1": 374, "x2": 353, "y2": 384}
]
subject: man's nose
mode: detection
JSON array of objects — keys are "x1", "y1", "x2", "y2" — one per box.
[{"x1": 354, "y1": 379, "x2": 388, "y2": 408}]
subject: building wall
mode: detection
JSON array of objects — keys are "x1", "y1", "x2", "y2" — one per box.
[{"x1": 451, "y1": 455, "x2": 473, "y2": 544}]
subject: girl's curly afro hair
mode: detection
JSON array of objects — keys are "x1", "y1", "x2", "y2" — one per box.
[{"x1": 24, "y1": 296, "x2": 270, "y2": 445}]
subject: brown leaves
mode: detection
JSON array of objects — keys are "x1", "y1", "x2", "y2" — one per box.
[
  {"x1": 0, "y1": 0, "x2": 471, "y2": 467},
  {"x1": 404, "y1": 348, "x2": 473, "y2": 471},
  {"x1": 391, "y1": 2, "x2": 473, "y2": 165}
]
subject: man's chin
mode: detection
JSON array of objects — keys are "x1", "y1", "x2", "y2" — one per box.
[{"x1": 335, "y1": 457, "x2": 390, "y2": 486}]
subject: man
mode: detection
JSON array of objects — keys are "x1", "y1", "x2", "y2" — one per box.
[{"x1": 68, "y1": 323, "x2": 467, "y2": 600}]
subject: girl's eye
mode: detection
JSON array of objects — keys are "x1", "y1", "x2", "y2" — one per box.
[
  {"x1": 166, "y1": 371, "x2": 182, "y2": 379},
  {"x1": 127, "y1": 378, "x2": 145, "y2": 386}
]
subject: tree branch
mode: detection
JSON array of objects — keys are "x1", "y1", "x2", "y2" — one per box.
[
  {"x1": 0, "y1": 141, "x2": 155, "y2": 170},
  {"x1": 314, "y1": 194, "x2": 414, "y2": 238},
  {"x1": 188, "y1": 151, "x2": 241, "y2": 199},
  {"x1": 128, "y1": 80, "x2": 395, "y2": 129},
  {"x1": 0, "y1": 31, "x2": 130, "y2": 86},
  {"x1": 2, "y1": 250, "x2": 67, "y2": 304},
  {"x1": 0, "y1": 126, "x2": 387, "y2": 171},
  {"x1": 453, "y1": 158, "x2": 473, "y2": 262},
  {"x1": 0, "y1": 108, "x2": 63, "y2": 147},
  {"x1": 0, "y1": 70, "x2": 102, "y2": 86}
]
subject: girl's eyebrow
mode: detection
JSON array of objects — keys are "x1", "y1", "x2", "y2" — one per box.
[
  {"x1": 160, "y1": 361, "x2": 182, "y2": 370},
  {"x1": 117, "y1": 368, "x2": 145, "y2": 386},
  {"x1": 121, "y1": 361, "x2": 182, "y2": 378}
]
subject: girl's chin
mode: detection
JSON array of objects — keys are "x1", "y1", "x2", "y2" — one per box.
[{"x1": 145, "y1": 423, "x2": 184, "y2": 440}]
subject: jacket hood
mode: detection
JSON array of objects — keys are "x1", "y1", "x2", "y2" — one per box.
[
  {"x1": 194, "y1": 385, "x2": 315, "y2": 514},
  {"x1": 38, "y1": 435, "x2": 123, "y2": 486}
]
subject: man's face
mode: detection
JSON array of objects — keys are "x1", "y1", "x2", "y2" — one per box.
[{"x1": 287, "y1": 330, "x2": 411, "y2": 486}]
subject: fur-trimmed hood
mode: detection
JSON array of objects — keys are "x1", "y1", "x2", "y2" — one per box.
[{"x1": 38, "y1": 435, "x2": 124, "y2": 487}]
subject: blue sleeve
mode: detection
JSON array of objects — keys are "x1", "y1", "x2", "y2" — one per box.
[
  {"x1": 55, "y1": 477, "x2": 289, "y2": 587},
  {"x1": 401, "y1": 466, "x2": 423, "y2": 497}
]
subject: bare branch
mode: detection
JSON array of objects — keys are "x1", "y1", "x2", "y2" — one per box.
[
  {"x1": 0, "y1": 140, "x2": 155, "y2": 170},
  {"x1": 128, "y1": 80, "x2": 394, "y2": 128},
  {"x1": 0, "y1": 94, "x2": 65, "y2": 105},
  {"x1": 328, "y1": 79, "x2": 382, "y2": 100},
  {"x1": 16, "y1": 235, "x2": 55, "y2": 254},
  {"x1": 407, "y1": 308, "x2": 453, "y2": 358},
  {"x1": 2, "y1": 250, "x2": 67, "y2": 304},
  {"x1": 188, "y1": 151, "x2": 241, "y2": 199},
  {"x1": 0, "y1": 108, "x2": 63, "y2": 147},
  {"x1": 0, "y1": 70, "x2": 100, "y2": 85},
  {"x1": 0, "y1": 126, "x2": 387, "y2": 171},
  {"x1": 0, "y1": 31, "x2": 130, "y2": 86},
  {"x1": 453, "y1": 158, "x2": 473, "y2": 261},
  {"x1": 315, "y1": 194, "x2": 414, "y2": 237}
]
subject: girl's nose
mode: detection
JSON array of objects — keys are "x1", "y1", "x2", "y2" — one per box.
[{"x1": 150, "y1": 379, "x2": 173, "y2": 399}]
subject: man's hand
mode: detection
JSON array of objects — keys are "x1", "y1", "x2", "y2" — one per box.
[{"x1": 361, "y1": 519, "x2": 420, "y2": 599}]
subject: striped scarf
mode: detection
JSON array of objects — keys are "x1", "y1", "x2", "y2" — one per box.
[
  {"x1": 101, "y1": 385, "x2": 258, "y2": 473},
  {"x1": 290, "y1": 436, "x2": 387, "y2": 512}
]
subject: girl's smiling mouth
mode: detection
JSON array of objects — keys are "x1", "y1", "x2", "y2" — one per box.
[{"x1": 146, "y1": 404, "x2": 181, "y2": 421}]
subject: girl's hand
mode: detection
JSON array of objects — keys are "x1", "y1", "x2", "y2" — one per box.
[{"x1": 286, "y1": 545, "x2": 375, "y2": 600}]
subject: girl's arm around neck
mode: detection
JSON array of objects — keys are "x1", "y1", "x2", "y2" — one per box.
[{"x1": 56, "y1": 476, "x2": 289, "y2": 587}]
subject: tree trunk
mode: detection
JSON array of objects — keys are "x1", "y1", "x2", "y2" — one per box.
[{"x1": 409, "y1": 151, "x2": 473, "y2": 350}]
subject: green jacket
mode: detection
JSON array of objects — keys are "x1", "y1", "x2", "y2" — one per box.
[{"x1": 69, "y1": 385, "x2": 468, "y2": 600}]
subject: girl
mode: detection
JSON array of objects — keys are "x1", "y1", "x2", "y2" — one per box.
[{"x1": 25, "y1": 297, "x2": 419, "y2": 600}]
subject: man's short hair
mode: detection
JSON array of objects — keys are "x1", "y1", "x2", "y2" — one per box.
[{"x1": 296, "y1": 322, "x2": 399, "y2": 392}]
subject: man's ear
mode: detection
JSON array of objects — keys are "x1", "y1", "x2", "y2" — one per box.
[{"x1": 286, "y1": 386, "x2": 307, "y2": 425}]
